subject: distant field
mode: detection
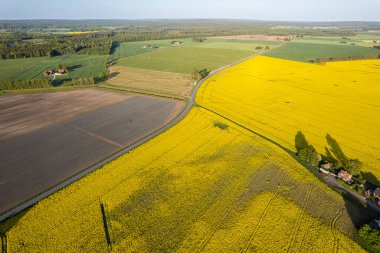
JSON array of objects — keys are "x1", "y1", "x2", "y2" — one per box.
[
  {"x1": 117, "y1": 46, "x2": 253, "y2": 73},
  {"x1": 110, "y1": 40, "x2": 178, "y2": 61},
  {"x1": 0, "y1": 89, "x2": 184, "y2": 214},
  {"x1": 265, "y1": 42, "x2": 380, "y2": 62},
  {"x1": 210, "y1": 34, "x2": 290, "y2": 41},
  {"x1": 197, "y1": 56, "x2": 380, "y2": 181},
  {"x1": 107, "y1": 66, "x2": 193, "y2": 96},
  {"x1": 207, "y1": 38, "x2": 282, "y2": 45},
  {"x1": 0, "y1": 55, "x2": 107, "y2": 83},
  {"x1": 292, "y1": 36, "x2": 380, "y2": 48},
  {"x1": 195, "y1": 41, "x2": 279, "y2": 51},
  {"x1": 4, "y1": 108, "x2": 364, "y2": 252}
]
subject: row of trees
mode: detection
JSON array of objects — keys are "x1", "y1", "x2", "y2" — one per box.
[
  {"x1": 311, "y1": 54, "x2": 380, "y2": 64},
  {"x1": 190, "y1": 68, "x2": 210, "y2": 82},
  {"x1": 62, "y1": 77, "x2": 95, "y2": 87},
  {"x1": 0, "y1": 79, "x2": 51, "y2": 90},
  {"x1": 295, "y1": 131, "x2": 362, "y2": 176}
]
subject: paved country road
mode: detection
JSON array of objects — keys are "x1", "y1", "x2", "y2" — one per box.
[
  {"x1": 0, "y1": 54, "x2": 258, "y2": 223},
  {"x1": 323, "y1": 175, "x2": 380, "y2": 213}
]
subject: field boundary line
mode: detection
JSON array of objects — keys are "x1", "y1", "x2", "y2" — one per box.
[{"x1": 62, "y1": 122, "x2": 124, "y2": 148}]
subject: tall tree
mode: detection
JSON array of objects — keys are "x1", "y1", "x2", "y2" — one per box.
[
  {"x1": 326, "y1": 134, "x2": 362, "y2": 176},
  {"x1": 298, "y1": 145, "x2": 321, "y2": 167}
]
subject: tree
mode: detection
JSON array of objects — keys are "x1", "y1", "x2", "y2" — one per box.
[
  {"x1": 190, "y1": 69, "x2": 202, "y2": 82},
  {"x1": 98, "y1": 72, "x2": 107, "y2": 80},
  {"x1": 265, "y1": 46, "x2": 270, "y2": 50},
  {"x1": 326, "y1": 134, "x2": 362, "y2": 176},
  {"x1": 295, "y1": 131, "x2": 309, "y2": 154},
  {"x1": 359, "y1": 225, "x2": 380, "y2": 252},
  {"x1": 323, "y1": 147, "x2": 339, "y2": 166},
  {"x1": 347, "y1": 159, "x2": 362, "y2": 176},
  {"x1": 190, "y1": 68, "x2": 209, "y2": 82},
  {"x1": 298, "y1": 145, "x2": 321, "y2": 167}
]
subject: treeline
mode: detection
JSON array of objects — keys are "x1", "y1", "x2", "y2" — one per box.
[
  {"x1": 62, "y1": 77, "x2": 95, "y2": 86},
  {"x1": 0, "y1": 35, "x2": 114, "y2": 59},
  {"x1": 310, "y1": 54, "x2": 380, "y2": 64},
  {"x1": 0, "y1": 77, "x2": 98, "y2": 91},
  {"x1": 0, "y1": 79, "x2": 51, "y2": 90}
]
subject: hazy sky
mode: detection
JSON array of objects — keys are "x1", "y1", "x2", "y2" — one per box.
[{"x1": 0, "y1": 0, "x2": 379, "y2": 21}]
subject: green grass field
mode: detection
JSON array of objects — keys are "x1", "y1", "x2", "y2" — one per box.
[
  {"x1": 265, "y1": 42, "x2": 380, "y2": 62},
  {"x1": 117, "y1": 46, "x2": 253, "y2": 73},
  {"x1": 207, "y1": 38, "x2": 283, "y2": 45},
  {"x1": 291, "y1": 36, "x2": 380, "y2": 48},
  {"x1": 0, "y1": 55, "x2": 107, "y2": 83},
  {"x1": 195, "y1": 41, "x2": 279, "y2": 51}
]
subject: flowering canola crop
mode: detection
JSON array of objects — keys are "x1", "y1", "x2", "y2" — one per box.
[
  {"x1": 4, "y1": 108, "x2": 363, "y2": 252},
  {"x1": 197, "y1": 56, "x2": 380, "y2": 180}
]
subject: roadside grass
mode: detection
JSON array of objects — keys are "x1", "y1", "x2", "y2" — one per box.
[
  {"x1": 197, "y1": 55, "x2": 380, "y2": 181},
  {"x1": 265, "y1": 42, "x2": 380, "y2": 62},
  {"x1": 3, "y1": 108, "x2": 364, "y2": 252},
  {"x1": 116, "y1": 47, "x2": 253, "y2": 73}
]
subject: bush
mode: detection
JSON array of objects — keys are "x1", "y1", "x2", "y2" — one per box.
[
  {"x1": 213, "y1": 121, "x2": 229, "y2": 131},
  {"x1": 358, "y1": 225, "x2": 380, "y2": 252},
  {"x1": 62, "y1": 77, "x2": 95, "y2": 87}
]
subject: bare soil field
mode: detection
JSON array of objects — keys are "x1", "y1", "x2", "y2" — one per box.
[
  {"x1": 0, "y1": 92, "x2": 185, "y2": 214},
  {"x1": 211, "y1": 34, "x2": 291, "y2": 41},
  {"x1": 107, "y1": 66, "x2": 193, "y2": 97},
  {"x1": 0, "y1": 89, "x2": 132, "y2": 142}
]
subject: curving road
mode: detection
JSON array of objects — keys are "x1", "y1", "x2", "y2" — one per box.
[{"x1": 0, "y1": 54, "x2": 258, "y2": 223}]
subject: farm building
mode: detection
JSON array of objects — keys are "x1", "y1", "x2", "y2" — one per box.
[
  {"x1": 320, "y1": 162, "x2": 333, "y2": 170},
  {"x1": 43, "y1": 70, "x2": 53, "y2": 77},
  {"x1": 338, "y1": 170, "x2": 353, "y2": 183}
]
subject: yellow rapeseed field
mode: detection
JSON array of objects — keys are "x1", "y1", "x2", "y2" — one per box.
[
  {"x1": 197, "y1": 56, "x2": 380, "y2": 180},
  {"x1": 4, "y1": 108, "x2": 363, "y2": 252}
]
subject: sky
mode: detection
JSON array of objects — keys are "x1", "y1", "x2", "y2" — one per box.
[{"x1": 0, "y1": 0, "x2": 379, "y2": 21}]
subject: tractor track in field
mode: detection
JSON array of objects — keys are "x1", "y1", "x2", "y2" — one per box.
[
  {"x1": 241, "y1": 171, "x2": 289, "y2": 253},
  {"x1": 285, "y1": 186, "x2": 312, "y2": 253}
]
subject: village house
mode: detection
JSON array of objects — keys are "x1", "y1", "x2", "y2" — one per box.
[
  {"x1": 374, "y1": 187, "x2": 380, "y2": 200},
  {"x1": 370, "y1": 218, "x2": 380, "y2": 230},
  {"x1": 319, "y1": 162, "x2": 333, "y2": 174},
  {"x1": 338, "y1": 170, "x2": 353, "y2": 184}
]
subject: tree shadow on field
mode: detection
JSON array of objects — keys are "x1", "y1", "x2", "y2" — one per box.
[
  {"x1": 0, "y1": 208, "x2": 29, "y2": 245},
  {"x1": 361, "y1": 172, "x2": 380, "y2": 186},
  {"x1": 342, "y1": 191, "x2": 378, "y2": 228},
  {"x1": 68, "y1": 64, "x2": 83, "y2": 72},
  {"x1": 107, "y1": 72, "x2": 119, "y2": 79}
]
